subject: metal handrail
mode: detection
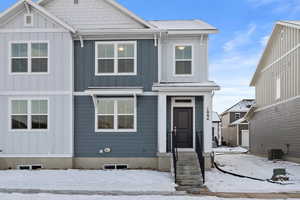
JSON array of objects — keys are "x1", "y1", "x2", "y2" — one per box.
[
  {"x1": 196, "y1": 131, "x2": 205, "y2": 183},
  {"x1": 171, "y1": 129, "x2": 178, "y2": 183}
]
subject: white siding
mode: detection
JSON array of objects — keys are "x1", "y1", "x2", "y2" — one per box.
[
  {"x1": 42, "y1": 0, "x2": 145, "y2": 30},
  {"x1": 0, "y1": 4, "x2": 73, "y2": 157},
  {"x1": 0, "y1": 9, "x2": 60, "y2": 29},
  {"x1": 0, "y1": 32, "x2": 72, "y2": 92},
  {"x1": 0, "y1": 95, "x2": 72, "y2": 156},
  {"x1": 255, "y1": 25, "x2": 300, "y2": 107},
  {"x1": 160, "y1": 35, "x2": 208, "y2": 83}
]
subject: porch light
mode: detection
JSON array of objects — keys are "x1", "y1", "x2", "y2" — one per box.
[
  {"x1": 177, "y1": 46, "x2": 185, "y2": 50},
  {"x1": 118, "y1": 47, "x2": 125, "y2": 52}
]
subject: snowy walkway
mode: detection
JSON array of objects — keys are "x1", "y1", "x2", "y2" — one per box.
[
  {"x1": 206, "y1": 154, "x2": 300, "y2": 193},
  {"x1": 0, "y1": 170, "x2": 176, "y2": 192},
  {"x1": 0, "y1": 193, "x2": 295, "y2": 200}
]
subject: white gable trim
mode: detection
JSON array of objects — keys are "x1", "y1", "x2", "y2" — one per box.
[
  {"x1": 250, "y1": 21, "x2": 300, "y2": 86},
  {"x1": 37, "y1": 0, "x2": 155, "y2": 29},
  {"x1": 0, "y1": 0, "x2": 76, "y2": 33}
]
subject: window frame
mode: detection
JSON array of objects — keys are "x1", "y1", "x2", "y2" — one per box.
[
  {"x1": 9, "y1": 97, "x2": 49, "y2": 132},
  {"x1": 234, "y1": 113, "x2": 241, "y2": 120},
  {"x1": 9, "y1": 41, "x2": 50, "y2": 75},
  {"x1": 95, "y1": 41, "x2": 137, "y2": 76},
  {"x1": 173, "y1": 44, "x2": 194, "y2": 76},
  {"x1": 24, "y1": 14, "x2": 33, "y2": 27},
  {"x1": 95, "y1": 97, "x2": 137, "y2": 133}
]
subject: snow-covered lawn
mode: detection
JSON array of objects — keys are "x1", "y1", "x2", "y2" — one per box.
[
  {"x1": 206, "y1": 154, "x2": 300, "y2": 193},
  {"x1": 0, "y1": 170, "x2": 176, "y2": 192},
  {"x1": 0, "y1": 194, "x2": 290, "y2": 200},
  {"x1": 213, "y1": 147, "x2": 248, "y2": 154}
]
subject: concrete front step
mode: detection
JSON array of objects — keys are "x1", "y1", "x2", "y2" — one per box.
[
  {"x1": 176, "y1": 175, "x2": 202, "y2": 180},
  {"x1": 176, "y1": 179, "x2": 203, "y2": 186}
]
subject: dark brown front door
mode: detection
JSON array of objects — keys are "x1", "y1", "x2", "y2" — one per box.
[{"x1": 173, "y1": 107, "x2": 193, "y2": 148}]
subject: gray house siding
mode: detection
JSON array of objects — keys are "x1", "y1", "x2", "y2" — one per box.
[
  {"x1": 250, "y1": 97, "x2": 300, "y2": 159},
  {"x1": 74, "y1": 95, "x2": 158, "y2": 158},
  {"x1": 74, "y1": 40, "x2": 157, "y2": 92}
]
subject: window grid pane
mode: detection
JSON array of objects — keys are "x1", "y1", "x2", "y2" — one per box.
[
  {"x1": 31, "y1": 100, "x2": 48, "y2": 114},
  {"x1": 11, "y1": 115, "x2": 28, "y2": 129},
  {"x1": 31, "y1": 115, "x2": 48, "y2": 129},
  {"x1": 11, "y1": 100, "x2": 28, "y2": 114},
  {"x1": 31, "y1": 43, "x2": 48, "y2": 57},
  {"x1": 117, "y1": 44, "x2": 134, "y2": 58},
  {"x1": 98, "y1": 115, "x2": 114, "y2": 129},
  {"x1": 97, "y1": 99, "x2": 114, "y2": 114},
  {"x1": 117, "y1": 99, "x2": 134, "y2": 114},
  {"x1": 176, "y1": 61, "x2": 192, "y2": 75},
  {"x1": 175, "y1": 46, "x2": 192, "y2": 60},
  {"x1": 12, "y1": 43, "x2": 28, "y2": 57},
  {"x1": 118, "y1": 115, "x2": 134, "y2": 129},
  {"x1": 98, "y1": 44, "x2": 114, "y2": 58}
]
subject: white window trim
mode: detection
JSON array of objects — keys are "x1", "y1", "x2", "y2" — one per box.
[
  {"x1": 95, "y1": 41, "x2": 137, "y2": 76},
  {"x1": 173, "y1": 44, "x2": 194, "y2": 77},
  {"x1": 24, "y1": 14, "x2": 33, "y2": 27},
  {"x1": 276, "y1": 76, "x2": 281, "y2": 100},
  {"x1": 9, "y1": 41, "x2": 50, "y2": 75},
  {"x1": 95, "y1": 97, "x2": 137, "y2": 133},
  {"x1": 8, "y1": 97, "x2": 49, "y2": 132}
]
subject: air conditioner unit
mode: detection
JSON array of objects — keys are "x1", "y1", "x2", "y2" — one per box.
[{"x1": 268, "y1": 149, "x2": 284, "y2": 160}]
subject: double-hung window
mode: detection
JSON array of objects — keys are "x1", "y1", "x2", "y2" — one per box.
[
  {"x1": 174, "y1": 45, "x2": 193, "y2": 75},
  {"x1": 11, "y1": 42, "x2": 48, "y2": 74},
  {"x1": 96, "y1": 41, "x2": 136, "y2": 75},
  {"x1": 10, "y1": 99, "x2": 48, "y2": 131},
  {"x1": 96, "y1": 98, "x2": 136, "y2": 132}
]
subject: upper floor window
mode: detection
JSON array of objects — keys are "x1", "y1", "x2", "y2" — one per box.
[
  {"x1": 10, "y1": 42, "x2": 49, "y2": 74},
  {"x1": 234, "y1": 113, "x2": 241, "y2": 120},
  {"x1": 174, "y1": 45, "x2": 192, "y2": 75},
  {"x1": 10, "y1": 99, "x2": 48, "y2": 131},
  {"x1": 95, "y1": 41, "x2": 137, "y2": 76},
  {"x1": 24, "y1": 14, "x2": 33, "y2": 27},
  {"x1": 96, "y1": 98, "x2": 136, "y2": 132}
]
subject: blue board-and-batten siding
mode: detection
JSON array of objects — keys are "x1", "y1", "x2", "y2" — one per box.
[
  {"x1": 74, "y1": 40, "x2": 158, "y2": 92},
  {"x1": 74, "y1": 96, "x2": 158, "y2": 158}
]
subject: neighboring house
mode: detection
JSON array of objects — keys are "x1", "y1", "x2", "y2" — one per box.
[
  {"x1": 0, "y1": 0, "x2": 219, "y2": 171},
  {"x1": 248, "y1": 21, "x2": 300, "y2": 163},
  {"x1": 212, "y1": 112, "x2": 221, "y2": 146},
  {"x1": 221, "y1": 99, "x2": 254, "y2": 147}
]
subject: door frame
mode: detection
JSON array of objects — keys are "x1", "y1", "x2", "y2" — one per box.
[{"x1": 171, "y1": 97, "x2": 195, "y2": 151}]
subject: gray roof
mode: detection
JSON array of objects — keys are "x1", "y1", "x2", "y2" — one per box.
[
  {"x1": 148, "y1": 19, "x2": 217, "y2": 31},
  {"x1": 222, "y1": 99, "x2": 255, "y2": 115}
]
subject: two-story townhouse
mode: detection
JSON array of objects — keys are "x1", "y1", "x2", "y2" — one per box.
[
  {"x1": 0, "y1": 0, "x2": 219, "y2": 173},
  {"x1": 0, "y1": 0, "x2": 74, "y2": 169},
  {"x1": 248, "y1": 21, "x2": 300, "y2": 163},
  {"x1": 221, "y1": 99, "x2": 254, "y2": 147}
]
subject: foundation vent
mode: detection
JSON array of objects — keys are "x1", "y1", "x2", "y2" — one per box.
[
  {"x1": 17, "y1": 164, "x2": 43, "y2": 170},
  {"x1": 103, "y1": 164, "x2": 128, "y2": 170}
]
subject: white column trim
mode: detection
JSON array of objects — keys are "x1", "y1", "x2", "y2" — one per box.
[
  {"x1": 157, "y1": 94, "x2": 167, "y2": 153},
  {"x1": 203, "y1": 93, "x2": 213, "y2": 153}
]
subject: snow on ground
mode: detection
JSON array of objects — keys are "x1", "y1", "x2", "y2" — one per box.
[
  {"x1": 206, "y1": 154, "x2": 300, "y2": 193},
  {"x1": 213, "y1": 147, "x2": 248, "y2": 154},
  {"x1": 0, "y1": 170, "x2": 176, "y2": 192},
  {"x1": 0, "y1": 194, "x2": 291, "y2": 200}
]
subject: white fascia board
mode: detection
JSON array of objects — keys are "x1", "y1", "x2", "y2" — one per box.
[
  {"x1": 152, "y1": 84, "x2": 220, "y2": 92},
  {"x1": 167, "y1": 30, "x2": 218, "y2": 35},
  {"x1": 0, "y1": 0, "x2": 25, "y2": 19}
]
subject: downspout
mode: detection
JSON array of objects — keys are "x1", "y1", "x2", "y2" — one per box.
[
  {"x1": 79, "y1": 35, "x2": 84, "y2": 48},
  {"x1": 237, "y1": 124, "x2": 240, "y2": 146}
]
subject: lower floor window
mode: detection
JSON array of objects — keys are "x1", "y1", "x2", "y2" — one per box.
[
  {"x1": 10, "y1": 99, "x2": 48, "y2": 130},
  {"x1": 96, "y1": 98, "x2": 136, "y2": 131}
]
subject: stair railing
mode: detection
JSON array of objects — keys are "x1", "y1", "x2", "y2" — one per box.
[
  {"x1": 196, "y1": 131, "x2": 205, "y2": 183},
  {"x1": 171, "y1": 128, "x2": 178, "y2": 183}
]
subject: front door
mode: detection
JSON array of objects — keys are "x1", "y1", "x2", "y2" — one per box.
[{"x1": 173, "y1": 107, "x2": 193, "y2": 149}]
